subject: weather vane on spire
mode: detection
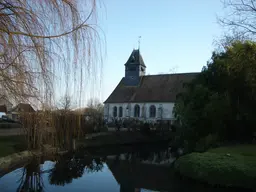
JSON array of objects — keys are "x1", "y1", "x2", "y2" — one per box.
[{"x1": 138, "y1": 36, "x2": 141, "y2": 50}]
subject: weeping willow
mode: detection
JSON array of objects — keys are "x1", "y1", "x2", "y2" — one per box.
[{"x1": 0, "y1": 0, "x2": 104, "y2": 150}]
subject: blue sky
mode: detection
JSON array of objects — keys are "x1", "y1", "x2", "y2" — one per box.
[{"x1": 99, "y1": 0, "x2": 225, "y2": 102}]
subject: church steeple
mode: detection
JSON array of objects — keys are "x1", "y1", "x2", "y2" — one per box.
[{"x1": 124, "y1": 49, "x2": 146, "y2": 86}]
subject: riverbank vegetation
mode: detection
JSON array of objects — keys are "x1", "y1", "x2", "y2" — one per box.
[
  {"x1": 77, "y1": 131, "x2": 173, "y2": 148},
  {"x1": 174, "y1": 145, "x2": 256, "y2": 189},
  {"x1": 0, "y1": 0, "x2": 103, "y2": 155},
  {"x1": 0, "y1": 136, "x2": 26, "y2": 157},
  {"x1": 20, "y1": 108, "x2": 106, "y2": 151},
  {"x1": 173, "y1": 0, "x2": 256, "y2": 153},
  {"x1": 172, "y1": 39, "x2": 256, "y2": 190},
  {"x1": 172, "y1": 1, "x2": 256, "y2": 188},
  {"x1": 173, "y1": 40, "x2": 256, "y2": 152}
]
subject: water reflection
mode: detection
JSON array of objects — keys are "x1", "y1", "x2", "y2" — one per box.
[
  {"x1": 49, "y1": 153, "x2": 105, "y2": 186},
  {"x1": 16, "y1": 159, "x2": 43, "y2": 192},
  {"x1": 0, "y1": 145, "x2": 250, "y2": 192}
]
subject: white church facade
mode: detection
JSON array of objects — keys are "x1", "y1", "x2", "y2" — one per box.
[
  {"x1": 104, "y1": 103, "x2": 175, "y2": 121},
  {"x1": 104, "y1": 49, "x2": 198, "y2": 123}
]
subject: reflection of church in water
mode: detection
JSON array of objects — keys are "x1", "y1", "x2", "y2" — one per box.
[{"x1": 106, "y1": 149, "x2": 176, "y2": 192}]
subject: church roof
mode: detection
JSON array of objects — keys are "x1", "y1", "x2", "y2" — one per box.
[
  {"x1": 125, "y1": 49, "x2": 146, "y2": 67},
  {"x1": 104, "y1": 72, "x2": 199, "y2": 103}
]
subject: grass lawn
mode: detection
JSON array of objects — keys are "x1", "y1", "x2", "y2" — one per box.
[
  {"x1": 208, "y1": 144, "x2": 256, "y2": 156},
  {"x1": 0, "y1": 136, "x2": 26, "y2": 158},
  {"x1": 174, "y1": 144, "x2": 256, "y2": 190}
]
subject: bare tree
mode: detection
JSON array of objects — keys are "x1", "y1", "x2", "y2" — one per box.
[
  {"x1": 87, "y1": 98, "x2": 103, "y2": 111},
  {"x1": 168, "y1": 66, "x2": 178, "y2": 74},
  {"x1": 213, "y1": 34, "x2": 253, "y2": 55},
  {"x1": 86, "y1": 98, "x2": 104, "y2": 119},
  {"x1": 219, "y1": 0, "x2": 256, "y2": 38},
  {"x1": 0, "y1": 0, "x2": 103, "y2": 106},
  {"x1": 59, "y1": 95, "x2": 72, "y2": 110}
]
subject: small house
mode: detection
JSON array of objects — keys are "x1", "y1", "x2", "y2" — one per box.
[{"x1": 11, "y1": 103, "x2": 35, "y2": 121}]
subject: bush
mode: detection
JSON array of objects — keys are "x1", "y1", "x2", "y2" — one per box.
[
  {"x1": 99, "y1": 125, "x2": 108, "y2": 132},
  {"x1": 123, "y1": 118, "x2": 142, "y2": 130},
  {"x1": 107, "y1": 121, "x2": 116, "y2": 128},
  {"x1": 194, "y1": 134, "x2": 219, "y2": 152},
  {"x1": 106, "y1": 118, "x2": 174, "y2": 132},
  {"x1": 140, "y1": 122, "x2": 150, "y2": 135},
  {"x1": 174, "y1": 145, "x2": 256, "y2": 190}
]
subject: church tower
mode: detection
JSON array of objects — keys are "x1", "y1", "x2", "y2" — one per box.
[{"x1": 124, "y1": 49, "x2": 146, "y2": 86}]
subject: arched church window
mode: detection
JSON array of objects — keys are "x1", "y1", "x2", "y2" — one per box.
[
  {"x1": 119, "y1": 106, "x2": 123, "y2": 117},
  {"x1": 134, "y1": 104, "x2": 140, "y2": 118},
  {"x1": 149, "y1": 105, "x2": 156, "y2": 118},
  {"x1": 158, "y1": 104, "x2": 163, "y2": 119},
  {"x1": 113, "y1": 106, "x2": 117, "y2": 117}
]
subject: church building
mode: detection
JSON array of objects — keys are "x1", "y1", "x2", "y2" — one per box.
[{"x1": 104, "y1": 49, "x2": 198, "y2": 123}]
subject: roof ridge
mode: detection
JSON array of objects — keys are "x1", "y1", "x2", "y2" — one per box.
[
  {"x1": 144, "y1": 72, "x2": 200, "y2": 77},
  {"x1": 103, "y1": 78, "x2": 125, "y2": 103},
  {"x1": 104, "y1": 73, "x2": 199, "y2": 103}
]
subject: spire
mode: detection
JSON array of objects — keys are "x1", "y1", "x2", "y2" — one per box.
[
  {"x1": 138, "y1": 36, "x2": 141, "y2": 50},
  {"x1": 124, "y1": 48, "x2": 146, "y2": 86},
  {"x1": 124, "y1": 49, "x2": 146, "y2": 67}
]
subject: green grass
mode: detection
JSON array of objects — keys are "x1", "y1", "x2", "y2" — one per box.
[
  {"x1": 0, "y1": 136, "x2": 26, "y2": 158},
  {"x1": 208, "y1": 144, "x2": 256, "y2": 156},
  {"x1": 174, "y1": 145, "x2": 256, "y2": 190}
]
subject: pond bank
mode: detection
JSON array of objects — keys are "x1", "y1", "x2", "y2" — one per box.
[
  {"x1": 0, "y1": 135, "x2": 26, "y2": 158},
  {"x1": 76, "y1": 131, "x2": 173, "y2": 148},
  {"x1": 0, "y1": 131, "x2": 173, "y2": 177},
  {"x1": 174, "y1": 144, "x2": 256, "y2": 191},
  {"x1": 0, "y1": 146, "x2": 67, "y2": 177}
]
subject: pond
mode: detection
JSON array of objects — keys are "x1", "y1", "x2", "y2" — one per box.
[{"x1": 0, "y1": 144, "x2": 247, "y2": 192}]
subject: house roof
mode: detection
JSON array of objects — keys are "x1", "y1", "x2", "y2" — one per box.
[
  {"x1": 11, "y1": 103, "x2": 35, "y2": 112},
  {"x1": 104, "y1": 72, "x2": 199, "y2": 103},
  {"x1": 0, "y1": 105, "x2": 7, "y2": 113},
  {"x1": 125, "y1": 49, "x2": 146, "y2": 67}
]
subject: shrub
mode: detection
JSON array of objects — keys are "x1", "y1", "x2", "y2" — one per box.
[
  {"x1": 107, "y1": 121, "x2": 116, "y2": 128},
  {"x1": 174, "y1": 150, "x2": 256, "y2": 190},
  {"x1": 99, "y1": 125, "x2": 108, "y2": 132},
  {"x1": 121, "y1": 118, "x2": 144, "y2": 131},
  {"x1": 194, "y1": 134, "x2": 219, "y2": 152},
  {"x1": 140, "y1": 122, "x2": 150, "y2": 135}
]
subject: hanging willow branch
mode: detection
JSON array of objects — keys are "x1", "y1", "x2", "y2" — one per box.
[{"x1": 0, "y1": 0, "x2": 103, "y2": 107}]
